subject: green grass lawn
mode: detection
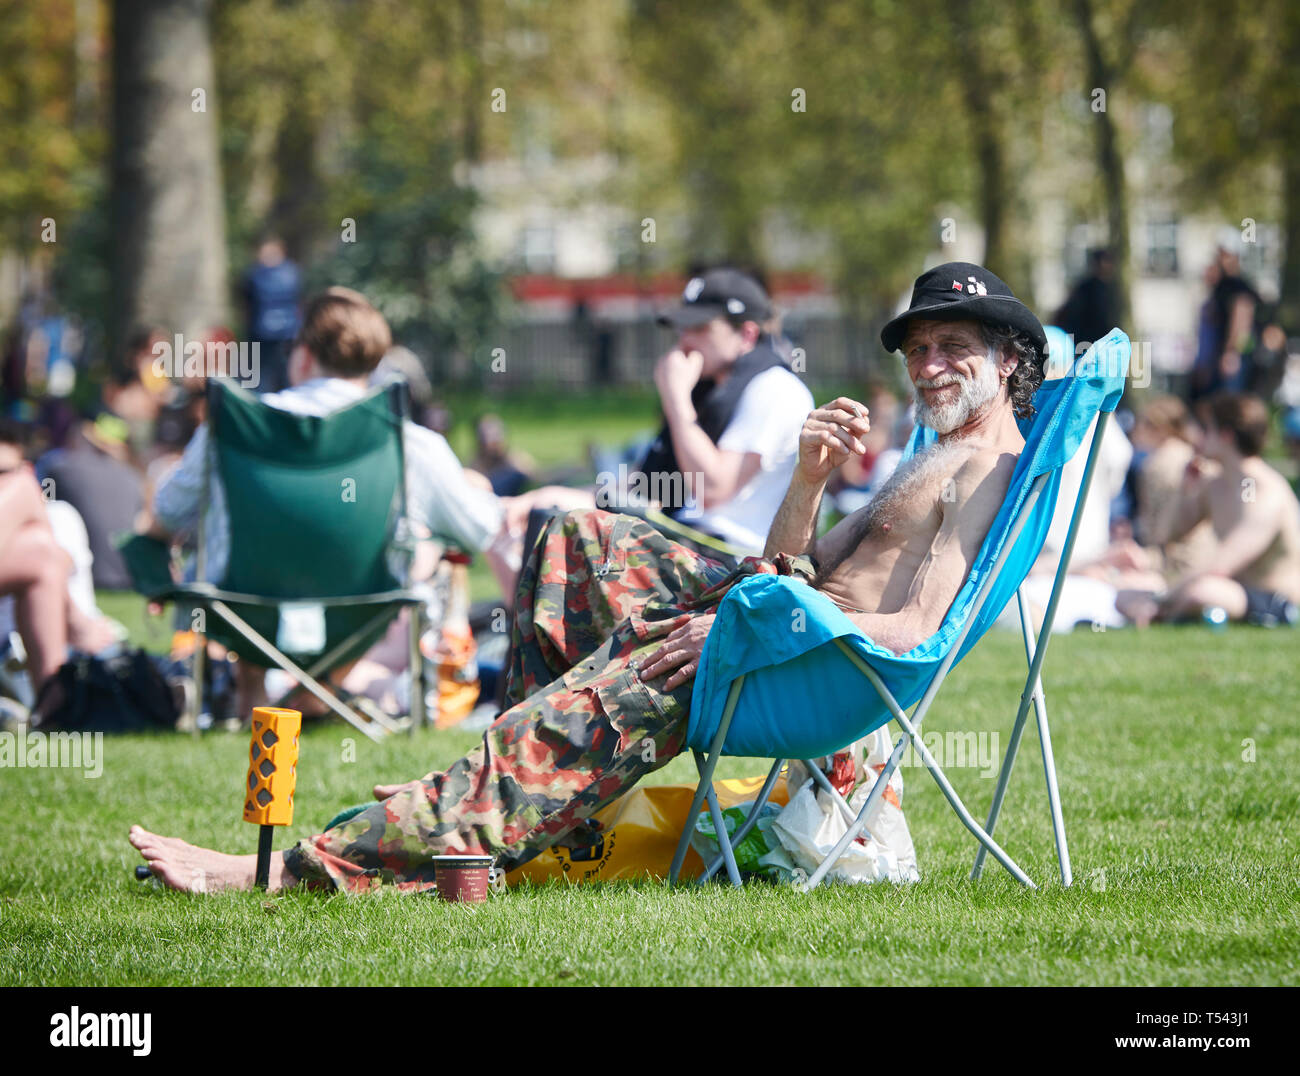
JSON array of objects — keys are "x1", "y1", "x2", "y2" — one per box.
[
  {"x1": 440, "y1": 385, "x2": 662, "y2": 473},
  {"x1": 2, "y1": 624, "x2": 1296, "y2": 986}
]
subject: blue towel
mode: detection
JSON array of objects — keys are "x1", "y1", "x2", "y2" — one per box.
[{"x1": 688, "y1": 330, "x2": 1130, "y2": 758}]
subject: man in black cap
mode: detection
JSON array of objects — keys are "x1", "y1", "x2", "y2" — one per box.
[{"x1": 634, "y1": 268, "x2": 813, "y2": 554}]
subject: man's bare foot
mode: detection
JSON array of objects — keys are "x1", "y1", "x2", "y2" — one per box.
[
  {"x1": 373, "y1": 780, "x2": 423, "y2": 800},
  {"x1": 129, "y1": 825, "x2": 294, "y2": 893}
]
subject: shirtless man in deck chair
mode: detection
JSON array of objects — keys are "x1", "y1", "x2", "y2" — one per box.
[{"x1": 128, "y1": 262, "x2": 1049, "y2": 893}]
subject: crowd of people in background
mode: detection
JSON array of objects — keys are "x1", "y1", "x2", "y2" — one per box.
[{"x1": 1, "y1": 237, "x2": 1298, "y2": 726}]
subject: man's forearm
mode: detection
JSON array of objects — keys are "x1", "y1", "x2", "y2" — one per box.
[
  {"x1": 662, "y1": 395, "x2": 718, "y2": 477},
  {"x1": 662, "y1": 394, "x2": 744, "y2": 506},
  {"x1": 763, "y1": 472, "x2": 824, "y2": 559}
]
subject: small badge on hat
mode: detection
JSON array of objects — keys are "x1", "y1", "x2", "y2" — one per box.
[
  {"x1": 952, "y1": 280, "x2": 964, "y2": 292},
  {"x1": 726, "y1": 298, "x2": 745, "y2": 314},
  {"x1": 967, "y1": 275, "x2": 988, "y2": 296},
  {"x1": 684, "y1": 277, "x2": 705, "y2": 301}
]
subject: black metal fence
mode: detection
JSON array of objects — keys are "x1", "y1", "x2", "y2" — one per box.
[{"x1": 434, "y1": 313, "x2": 899, "y2": 391}]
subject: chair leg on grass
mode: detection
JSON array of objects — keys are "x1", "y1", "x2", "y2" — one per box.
[
  {"x1": 801, "y1": 712, "x2": 1036, "y2": 891},
  {"x1": 827, "y1": 638, "x2": 1038, "y2": 888},
  {"x1": 894, "y1": 707, "x2": 1037, "y2": 889},
  {"x1": 279, "y1": 610, "x2": 408, "y2": 735},
  {"x1": 188, "y1": 623, "x2": 206, "y2": 738},
  {"x1": 1035, "y1": 694, "x2": 1072, "y2": 887},
  {"x1": 209, "y1": 601, "x2": 386, "y2": 743},
  {"x1": 409, "y1": 604, "x2": 427, "y2": 732},
  {"x1": 668, "y1": 675, "x2": 744, "y2": 885},
  {"x1": 972, "y1": 704, "x2": 1032, "y2": 881},
  {"x1": 669, "y1": 750, "x2": 718, "y2": 885},
  {"x1": 700, "y1": 758, "x2": 784, "y2": 883},
  {"x1": 705, "y1": 783, "x2": 743, "y2": 887},
  {"x1": 973, "y1": 589, "x2": 1072, "y2": 886},
  {"x1": 979, "y1": 421, "x2": 1114, "y2": 884}
]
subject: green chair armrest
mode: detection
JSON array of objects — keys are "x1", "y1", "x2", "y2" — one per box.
[{"x1": 113, "y1": 533, "x2": 176, "y2": 599}]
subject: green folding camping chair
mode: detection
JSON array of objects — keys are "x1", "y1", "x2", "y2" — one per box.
[
  {"x1": 671, "y1": 329, "x2": 1131, "y2": 891},
  {"x1": 119, "y1": 378, "x2": 428, "y2": 741}
]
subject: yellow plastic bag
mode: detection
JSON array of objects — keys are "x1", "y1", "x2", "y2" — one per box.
[{"x1": 505, "y1": 775, "x2": 789, "y2": 886}]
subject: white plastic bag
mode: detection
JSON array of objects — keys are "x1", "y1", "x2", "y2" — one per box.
[{"x1": 771, "y1": 727, "x2": 919, "y2": 885}]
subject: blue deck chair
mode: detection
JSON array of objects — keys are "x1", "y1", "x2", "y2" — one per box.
[{"x1": 669, "y1": 329, "x2": 1131, "y2": 890}]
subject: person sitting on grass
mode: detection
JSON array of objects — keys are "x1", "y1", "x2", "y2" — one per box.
[
  {"x1": 1117, "y1": 391, "x2": 1300, "y2": 627},
  {"x1": 129, "y1": 262, "x2": 1046, "y2": 893},
  {"x1": 0, "y1": 420, "x2": 120, "y2": 696}
]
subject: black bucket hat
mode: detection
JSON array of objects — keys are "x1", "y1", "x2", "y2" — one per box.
[{"x1": 881, "y1": 261, "x2": 1047, "y2": 354}]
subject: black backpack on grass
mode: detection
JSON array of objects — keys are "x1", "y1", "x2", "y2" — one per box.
[{"x1": 32, "y1": 648, "x2": 180, "y2": 733}]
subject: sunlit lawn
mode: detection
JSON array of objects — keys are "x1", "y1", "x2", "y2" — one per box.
[{"x1": 2, "y1": 624, "x2": 1295, "y2": 986}]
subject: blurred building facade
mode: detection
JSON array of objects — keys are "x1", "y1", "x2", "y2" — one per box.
[{"x1": 464, "y1": 141, "x2": 1285, "y2": 392}]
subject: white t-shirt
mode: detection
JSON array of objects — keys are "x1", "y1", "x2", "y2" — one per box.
[
  {"x1": 687, "y1": 366, "x2": 814, "y2": 553},
  {"x1": 1041, "y1": 412, "x2": 1133, "y2": 568}
]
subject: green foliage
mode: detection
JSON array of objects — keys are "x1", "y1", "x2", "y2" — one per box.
[
  {"x1": 9, "y1": 0, "x2": 1300, "y2": 361},
  {"x1": 212, "y1": 0, "x2": 502, "y2": 358},
  {"x1": 0, "y1": 0, "x2": 101, "y2": 250},
  {"x1": 623, "y1": 0, "x2": 1069, "y2": 311},
  {"x1": 308, "y1": 118, "x2": 502, "y2": 371},
  {"x1": 1148, "y1": 0, "x2": 1300, "y2": 206}
]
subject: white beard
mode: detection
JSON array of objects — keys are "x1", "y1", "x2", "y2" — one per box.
[{"x1": 913, "y1": 355, "x2": 1003, "y2": 434}]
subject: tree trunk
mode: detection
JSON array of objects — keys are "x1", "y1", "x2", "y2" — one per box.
[
  {"x1": 1075, "y1": 0, "x2": 1131, "y2": 332},
  {"x1": 111, "y1": 0, "x2": 227, "y2": 355},
  {"x1": 1278, "y1": 7, "x2": 1300, "y2": 333},
  {"x1": 460, "y1": 0, "x2": 484, "y2": 163},
  {"x1": 974, "y1": 117, "x2": 1008, "y2": 274},
  {"x1": 952, "y1": 8, "x2": 1010, "y2": 278},
  {"x1": 1280, "y1": 153, "x2": 1300, "y2": 333}
]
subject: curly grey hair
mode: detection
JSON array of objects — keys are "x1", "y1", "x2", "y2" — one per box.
[{"x1": 979, "y1": 323, "x2": 1045, "y2": 419}]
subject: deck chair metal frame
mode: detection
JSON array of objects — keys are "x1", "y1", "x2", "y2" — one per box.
[
  {"x1": 176, "y1": 379, "x2": 427, "y2": 743},
  {"x1": 669, "y1": 366, "x2": 1119, "y2": 892}
]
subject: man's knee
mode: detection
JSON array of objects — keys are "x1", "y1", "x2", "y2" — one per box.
[
  {"x1": 1175, "y1": 576, "x2": 1248, "y2": 620},
  {"x1": 10, "y1": 522, "x2": 72, "y2": 587}
]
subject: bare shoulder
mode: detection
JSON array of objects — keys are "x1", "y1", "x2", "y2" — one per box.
[
  {"x1": 1248, "y1": 461, "x2": 1297, "y2": 520},
  {"x1": 1211, "y1": 462, "x2": 1289, "y2": 515}
]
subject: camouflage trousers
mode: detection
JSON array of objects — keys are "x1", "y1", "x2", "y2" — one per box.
[{"x1": 281, "y1": 508, "x2": 805, "y2": 893}]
